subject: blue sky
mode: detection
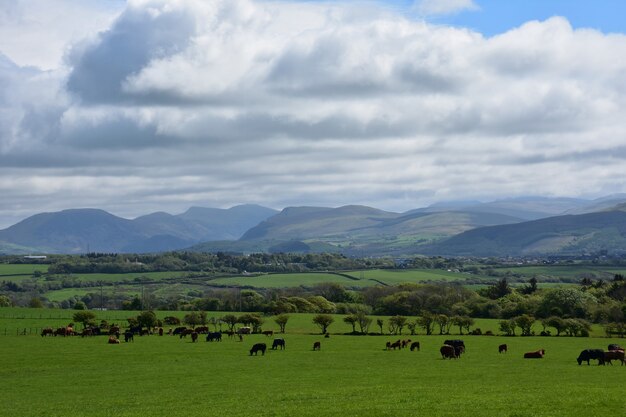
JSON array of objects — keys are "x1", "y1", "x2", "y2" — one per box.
[{"x1": 368, "y1": 0, "x2": 626, "y2": 35}]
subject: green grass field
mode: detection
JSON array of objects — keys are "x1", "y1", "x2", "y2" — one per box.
[
  {"x1": 492, "y1": 265, "x2": 626, "y2": 280},
  {"x1": 0, "y1": 308, "x2": 624, "y2": 417},
  {"x1": 0, "y1": 263, "x2": 48, "y2": 276}
]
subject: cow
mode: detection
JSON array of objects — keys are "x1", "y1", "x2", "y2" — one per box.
[
  {"x1": 140, "y1": 328, "x2": 150, "y2": 336},
  {"x1": 109, "y1": 326, "x2": 121, "y2": 336},
  {"x1": 603, "y1": 350, "x2": 625, "y2": 365},
  {"x1": 172, "y1": 327, "x2": 187, "y2": 335},
  {"x1": 191, "y1": 332, "x2": 199, "y2": 343},
  {"x1": 81, "y1": 328, "x2": 93, "y2": 337},
  {"x1": 129, "y1": 325, "x2": 142, "y2": 335},
  {"x1": 54, "y1": 327, "x2": 67, "y2": 337},
  {"x1": 454, "y1": 345, "x2": 465, "y2": 357},
  {"x1": 499, "y1": 344, "x2": 508, "y2": 353},
  {"x1": 158, "y1": 328, "x2": 164, "y2": 336},
  {"x1": 194, "y1": 326, "x2": 209, "y2": 334},
  {"x1": 238, "y1": 327, "x2": 252, "y2": 335},
  {"x1": 401, "y1": 339, "x2": 412, "y2": 349},
  {"x1": 250, "y1": 343, "x2": 267, "y2": 356},
  {"x1": 179, "y1": 328, "x2": 194, "y2": 339},
  {"x1": 205, "y1": 332, "x2": 222, "y2": 342},
  {"x1": 577, "y1": 349, "x2": 604, "y2": 365},
  {"x1": 271, "y1": 338, "x2": 286, "y2": 350},
  {"x1": 41, "y1": 328, "x2": 53, "y2": 337},
  {"x1": 262, "y1": 330, "x2": 274, "y2": 337},
  {"x1": 523, "y1": 349, "x2": 545, "y2": 359},
  {"x1": 124, "y1": 331, "x2": 134, "y2": 343},
  {"x1": 387, "y1": 340, "x2": 402, "y2": 350},
  {"x1": 608, "y1": 344, "x2": 623, "y2": 351},
  {"x1": 108, "y1": 336, "x2": 120, "y2": 344},
  {"x1": 224, "y1": 330, "x2": 235, "y2": 339},
  {"x1": 410, "y1": 341, "x2": 420, "y2": 351},
  {"x1": 444, "y1": 340, "x2": 465, "y2": 351},
  {"x1": 440, "y1": 345, "x2": 457, "y2": 359},
  {"x1": 313, "y1": 341, "x2": 321, "y2": 351}
]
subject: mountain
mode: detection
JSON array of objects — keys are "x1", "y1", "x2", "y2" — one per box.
[
  {"x1": 564, "y1": 194, "x2": 626, "y2": 215},
  {"x1": 417, "y1": 197, "x2": 589, "y2": 220},
  {"x1": 238, "y1": 205, "x2": 523, "y2": 255},
  {"x1": 425, "y1": 210, "x2": 626, "y2": 257},
  {"x1": 0, "y1": 205, "x2": 278, "y2": 254}
]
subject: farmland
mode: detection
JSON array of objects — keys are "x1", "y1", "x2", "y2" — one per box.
[{"x1": 0, "y1": 308, "x2": 624, "y2": 417}]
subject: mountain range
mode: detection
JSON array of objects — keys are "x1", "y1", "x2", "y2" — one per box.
[{"x1": 1, "y1": 195, "x2": 626, "y2": 256}]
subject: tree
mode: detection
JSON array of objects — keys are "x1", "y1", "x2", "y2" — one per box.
[
  {"x1": 274, "y1": 314, "x2": 289, "y2": 333},
  {"x1": 521, "y1": 277, "x2": 538, "y2": 295},
  {"x1": 451, "y1": 315, "x2": 474, "y2": 335},
  {"x1": 356, "y1": 312, "x2": 372, "y2": 334},
  {"x1": 544, "y1": 316, "x2": 566, "y2": 336},
  {"x1": 514, "y1": 314, "x2": 535, "y2": 336},
  {"x1": 221, "y1": 314, "x2": 238, "y2": 331},
  {"x1": 238, "y1": 313, "x2": 264, "y2": 333},
  {"x1": 376, "y1": 318, "x2": 384, "y2": 335},
  {"x1": 388, "y1": 315, "x2": 407, "y2": 335},
  {"x1": 137, "y1": 310, "x2": 158, "y2": 329},
  {"x1": 28, "y1": 297, "x2": 43, "y2": 308},
  {"x1": 485, "y1": 278, "x2": 512, "y2": 299},
  {"x1": 73, "y1": 311, "x2": 96, "y2": 328},
  {"x1": 407, "y1": 321, "x2": 418, "y2": 335},
  {"x1": 184, "y1": 312, "x2": 203, "y2": 327},
  {"x1": 417, "y1": 313, "x2": 435, "y2": 335},
  {"x1": 499, "y1": 319, "x2": 516, "y2": 336},
  {"x1": 312, "y1": 314, "x2": 334, "y2": 334},
  {"x1": 0, "y1": 295, "x2": 11, "y2": 307},
  {"x1": 73, "y1": 301, "x2": 87, "y2": 310},
  {"x1": 435, "y1": 314, "x2": 451, "y2": 335},
  {"x1": 343, "y1": 314, "x2": 358, "y2": 333}
]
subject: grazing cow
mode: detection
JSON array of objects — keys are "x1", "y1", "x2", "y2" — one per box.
[
  {"x1": 250, "y1": 343, "x2": 267, "y2": 356},
  {"x1": 224, "y1": 330, "x2": 235, "y2": 339},
  {"x1": 124, "y1": 331, "x2": 134, "y2": 343},
  {"x1": 387, "y1": 340, "x2": 402, "y2": 350},
  {"x1": 603, "y1": 350, "x2": 625, "y2": 365},
  {"x1": 499, "y1": 344, "x2": 508, "y2": 353},
  {"x1": 577, "y1": 349, "x2": 604, "y2": 365},
  {"x1": 205, "y1": 332, "x2": 222, "y2": 342},
  {"x1": 401, "y1": 339, "x2": 412, "y2": 349},
  {"x1": 108, "y1": 336, "x2": 120, "y2": 344},
  {"x1": 410, "y1": 341, "x2": 420, "y2": 351},
  {"x1": 608, "y1": 344, "x2": 623, "y2": 351},
  {"x1": 444, "y1": 340, "x2": 465, "y2": 351},
  {"x1": 54, "y1": 327, "x2": 67, "y2": 337},
  {"x1": 454, "y1": 345, "x2": 465, "y2": 357},
  {"x1": 191, "y1": 332, "x2": 199, "y2": 343},
  {"x1": 262, "y1": 330, "x2": 274, "y2": 337},
  {"x1": 523, "y1": 349, "x2": 545, "y2": 359},
  {"x1": 313, "y1": 341, "x2": 321, "y2": 351},
  {"x1": 238, "y1": 327, "x2": 252, "y2": 335},
  {"x1": 271, "y1": 338, "x2": 286, "y2": 350},
  {"x1": 179, "y1": 329, "x2": 194, "y2": 339},
  {"x1": 41, "y1": 328, "x2": 53, "y2": 337},
  {"x1": 129, "y1": 325, "x2": 142, "y2": 335},
  {"x1": 194, "y1": 326, "x2": 209, "y2": 334},
  {"x1": 440, "y1": 345, "x2": 457, "y2": 359},
  {"x1": 158, "y1": 328, "x2": 164, "y2": 336},
  {"x1": 172, "y1": 327, "x2": 187, "y2": 335}
]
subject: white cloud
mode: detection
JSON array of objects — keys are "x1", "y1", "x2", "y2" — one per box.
[{"x1": 1, "y1": 0, "x2": 626, "y2": 227}]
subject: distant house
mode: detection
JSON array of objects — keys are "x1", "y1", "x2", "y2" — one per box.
[{"x1": 23, "y1": 255, "x2": 47, "y2": 260}]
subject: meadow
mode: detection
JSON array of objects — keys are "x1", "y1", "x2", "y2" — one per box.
[{"x1": 0, "y1": 309, "x2": 624, "y2": 417}]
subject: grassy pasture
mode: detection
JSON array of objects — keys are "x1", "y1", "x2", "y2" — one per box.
[
  {"x1": 209, "y1": 272, "x2": 378, "y2": 289},
  {"x1": 492, "y1": 265, "x2": 626, "y2": 280},
  {"x1": 0, "y1": 318, "x2": 624, "y2": 417},
  {"x1": 0, "y1": 263, "x2": 48, "y2": 276}
]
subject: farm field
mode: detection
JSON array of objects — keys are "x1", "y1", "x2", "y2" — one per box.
[
  {"x1": 0, "y1": 263, "x2": 49, "y2": 275},
  {"x1": 209, "y1": 272, "x2": 379, "y2": 288},
  {"x1": 0, "y1": 312, "x2": 623, "y2": 417},
  {"x1": 491, "y1": 265, "x2": 626, "y2": 280}
]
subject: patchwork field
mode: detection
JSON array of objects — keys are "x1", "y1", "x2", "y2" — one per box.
[{"x1": 0, "y1": 310, "x2": 623, "y2": 417}]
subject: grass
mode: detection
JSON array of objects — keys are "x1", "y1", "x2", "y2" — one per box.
[
  {"x1": 209, "y1": 272, "x2": 378, "y2": 289},
  {"x1": 0, "y1": 309, "x2": 623, "y2": 417},
  {"x1": 492, "y1": 265, "x2": 626, "y2": 280},
  {"x1": 0, "y1": 263, "x2": 48, "y2": 276}
]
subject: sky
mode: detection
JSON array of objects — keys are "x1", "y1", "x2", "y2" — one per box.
[{"x1": 1, "y1": 0, "x2": 626, "y2": 228}]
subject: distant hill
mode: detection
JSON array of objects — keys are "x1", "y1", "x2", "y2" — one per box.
[
  {"x1": 0, "y1": 205, "x2": 278, "y2": 254},
  {"x1": 425, "y1": 211, "x2": 626, "y2": 256}
]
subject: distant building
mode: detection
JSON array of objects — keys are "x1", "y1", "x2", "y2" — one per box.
[{"x1": 23, "y1": 255, "x2": 47, "y2": 260}]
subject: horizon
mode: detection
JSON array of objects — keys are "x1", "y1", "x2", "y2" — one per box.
[{"x1": 2, "y1": 1, "x2": 626, "y2": 228}]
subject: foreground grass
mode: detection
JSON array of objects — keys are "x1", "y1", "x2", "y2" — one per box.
[{"x1": 0, "y1": 331, "x2": 624, "y2": 417}]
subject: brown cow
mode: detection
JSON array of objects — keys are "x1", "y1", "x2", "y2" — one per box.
[
  {"x1": 603, "y1": 350, "x2": 625, "y2": 365},
  {"x1": 387, "y1": 340, "x2": 402, "y2": 350},
  {"x1": 401, "y1": 339, "x2": 412, "y2": 349},
  {"x1": 191, "y1": 332, "x2": 199, "y2": 343},
  {"x1": 41, "y1": 328, "x2": 53, "y2": 337},
  {"x1": 313, "y1": 341, "x2": 321, "y2": 351},
  {"x1": 108, "y1": 336, "x2": 120, "y2": 344},
  {"x1": 499, "y1": 344, "x2": 508, "y2": 353},
  {"x1": 440, "y1": 345, "x2": 457, "y2": 359},
  {"x1": 262, "y1": 330, "x2": 274, "y2": 337},
  {"x1": 523, "y1": 349, "x2": 545, "y2": 358},
  {"x1": 410, "y1": 341, "x2": 420, "y2": 351}
]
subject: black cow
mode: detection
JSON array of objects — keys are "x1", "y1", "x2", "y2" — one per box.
[
  {"x1": 172, "y1": 327, "x2": 187, "y2": 335},
  {"x1": 205, "y1": 332, "x2": 222, "y2": 342},
  {"x1": 124, "y1": 331, "x2": 134, "y2": 342},
  {"x1": 444, "y1": 339, "x2": 465, "y2": 350},
  {"x1": 250, "y1": 343, "x2": 267, "y2": 356},
  {"x1": 440, "y1": 345, "x2": 457, "y2": 359},
  {"x1": 608, "y1": 344, "x2": 623, "y2": 351},
  {"x1": 577, "y1": 349, "x2": 604, "y2": 365},
  {"x1": 410, "y1": 341, "x2": 420, "y2": 351},
  {"x1": 271, "y1": 338, "x2": 286, "y2": 350}
]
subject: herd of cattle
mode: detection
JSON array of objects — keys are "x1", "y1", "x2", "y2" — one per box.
[{"x1": 40, "y1": 324, "x2": 625, "y2": 365}]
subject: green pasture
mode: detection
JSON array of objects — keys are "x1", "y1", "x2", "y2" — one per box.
[
  {"x1": 209, "y1": 272, "x2": 379, "y2": 289},
  {"x1": 0, "y1": 315, "x2": 624, "y2": 417},
  {"x1": 492, "y1": 265, "x2": 626, "y2": 280},
  {"x1": 0, "y1": 263, "x2": 48, "y2": 276},
  {"x1": 344, "y1": 268, "x2": 470, "y2": 284}
]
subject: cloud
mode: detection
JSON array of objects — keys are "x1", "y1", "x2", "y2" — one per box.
[
  {"x1": 1, "y1": 1, "x2": 626, "y2": 227},
  {"x1": 413, "y1": 0, "x2": 478, "y2": 16}
]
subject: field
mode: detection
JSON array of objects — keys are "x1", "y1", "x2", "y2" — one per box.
[{"x1": 1, "y1": 308, "x2": 625, "y2": 417}]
